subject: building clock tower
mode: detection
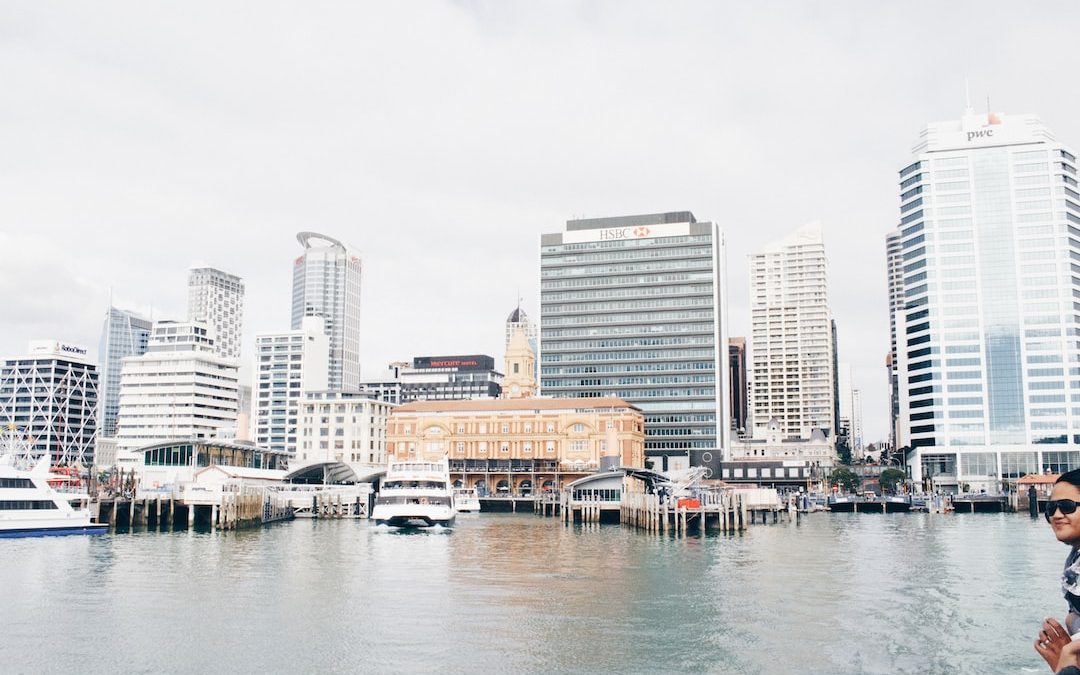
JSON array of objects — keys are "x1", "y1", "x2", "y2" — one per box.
[{"x1": 502, "y1": 325, "x2": 536, "y2": 399}]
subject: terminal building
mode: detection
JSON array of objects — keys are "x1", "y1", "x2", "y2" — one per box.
[
  {"x1": 386, "y1": 397, "x2": 644, "y2": 497},
  {"x1": 539, "y1": 211, "x2": 729, "y2": 474}
]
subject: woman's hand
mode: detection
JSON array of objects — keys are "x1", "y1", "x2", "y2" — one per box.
[{"x1": 1035, "y1": 617, "x2": 1072, "y2": 671}]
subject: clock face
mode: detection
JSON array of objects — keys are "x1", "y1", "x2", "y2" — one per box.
[{"x1": 510, "y1": 384, "x2": 521, "y2": 394}]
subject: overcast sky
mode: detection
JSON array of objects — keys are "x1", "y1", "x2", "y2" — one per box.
[{"x1": 3, "y1": 1, "x2": 1079, "y2": 442}]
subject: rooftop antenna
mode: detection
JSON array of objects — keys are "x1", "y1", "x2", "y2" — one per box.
[{"x1": 964, "y1": 78, "x2": 973, "y2": 115}]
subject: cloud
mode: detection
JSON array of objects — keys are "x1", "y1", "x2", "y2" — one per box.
[{"x1": 2, "y1": 0, "x2": 1079, "y2": 440}]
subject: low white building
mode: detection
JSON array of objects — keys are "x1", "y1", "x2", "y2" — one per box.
[
  {"x1": 251, "y1": 317, "x2": 329, "y2": 458},
  {"x1": 296, "y1": 391, "x2": 395, "y2": 474},
  {"x1": 731, "y1": 417, "x2": 836, "y2": 466},
  {"x1": 115, "y1": 321, "x2": 239, "y2": 450}
]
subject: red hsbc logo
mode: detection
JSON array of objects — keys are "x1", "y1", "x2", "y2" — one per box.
[{"x1": 634, "y1": 227, "x2": 651, "y2": 237}]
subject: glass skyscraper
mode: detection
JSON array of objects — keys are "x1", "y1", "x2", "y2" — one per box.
[
  {"x1": 539, "y1": 211, "x2": 728, "y2": 472},
  {"x1": 896, "y1": 108, "x2": 1080, "y2": 491},
  {"x1": 292, "y1": 232, "x2": 362, "y2": 392},
  {"x1": 97, "y1": 306, "x2": 152, "y2": 438}
]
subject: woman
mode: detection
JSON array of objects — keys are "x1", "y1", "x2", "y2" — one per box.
[{"x1": 1036, "y1": 468, "x2": 1080, "y2": 671}]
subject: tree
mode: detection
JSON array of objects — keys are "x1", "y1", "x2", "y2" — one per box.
[
  {"x1": 879, "y1": 468, "x2": 907, "y2": 495},
  {"x1": 830, "y1": 467, "x2": 860, "y2": 493},
  {"x1": 836, "y1": 434, "x2": 852, "y2": 465}
]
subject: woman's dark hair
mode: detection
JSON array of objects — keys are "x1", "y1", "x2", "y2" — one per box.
[{"x1": 1057, "y1": 468, "x2": 1080, "y2": 488}]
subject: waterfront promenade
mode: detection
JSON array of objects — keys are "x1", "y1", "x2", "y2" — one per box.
[{"x1": 0, "y1": 512, "x2": 1065, "y2": 674}]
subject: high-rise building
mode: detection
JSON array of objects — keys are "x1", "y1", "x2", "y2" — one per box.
[
  {"x1": 885, "y1": 229, "x2": 905, "y2": 451},
  {"x1": 1, "y1": 341, "x2": 98, "y2": 465},
  {"x1": 851, "y1": 388, "x2": 864, "y2": 459},
  {"x1": 251, "y1": 317, "x2": 329, "y2": 458},
  {"x1": 539, "y1": 211, "x2": 728, "y2": 472},
  {"x1": 97, "y1": 306, "x2": 152, "y2": 438},
  {"x1": 728, "y1": 337, "x2": 748, "y2": 435},
  {"x1": 360, "y1": 355, "x2": 503, "y2": 403},
  {"x1": 749, "y1": 223, "x2": 836, "y2": 441},
  {"x1": 837, "y1": 362, "x2": 864, "y2": 458},
  {"x1": 292, "y1": 232, "x2": 362, "y2": 392},
  {"x1": 187, "y1": 267, "x2": 244, "y2": 360},
  {"x1": 115, "y1": 321, "x2": 239, "y2": 450},
  {"x1": 896, "y1": 108, "x2": 1080, "y2": 491}
]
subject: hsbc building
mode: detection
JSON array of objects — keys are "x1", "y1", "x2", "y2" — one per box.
[{"x1": 539, "y1": 211, "x2": 730, "y2": 472}]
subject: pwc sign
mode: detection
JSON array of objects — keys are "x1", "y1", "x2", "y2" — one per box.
[{"x1": 967, "y1": 128, "x2": 995, "y2": 142}]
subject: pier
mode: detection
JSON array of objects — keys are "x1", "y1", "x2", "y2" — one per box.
[{"x1": 93, "y1": 486, "x2": 293, "y2": 531}]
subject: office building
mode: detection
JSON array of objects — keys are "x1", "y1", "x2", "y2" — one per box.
[
  {"x1": 97, "y1": 306, "x2": 152, "y2": 438},
  {"x1": 292, "y1": 232, "x2": 362, "y2": 391},
  {"x1": 296, "y1": 391, "x2": 395, "y2": 469},
  {"x1": 885, "y1": 229, "x2": 905, "y2": 451},
  {"x1": 895, "y1": 108, "x2": 1080, "y2": 491},
  {"x1": 748, "y1": 223, "x2": 837, "y2": 441},
  {"x1": 252, "y1": 316, "x2": 330, "y2": 458},
  {"x1": 188, "y1": 267, "x2": 244, "y2": 360},
  {"x1": 115, "y1": 321, "x2": 239, "y2": 450},
  {"x1": 728, "y1": 337, "x2": 748, "y2": 436},
  {"x1": 0, "y1": 341, "x2": 98, "y2": 465},
  {"x1": 539, "y1": 211, "x2": 728, "y2": 472}
]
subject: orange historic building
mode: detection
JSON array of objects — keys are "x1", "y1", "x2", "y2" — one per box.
[{"x1": 386, "y1": 397, "x2": 644, "y2": 497}]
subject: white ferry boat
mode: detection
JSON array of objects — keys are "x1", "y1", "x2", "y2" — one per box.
[
  {"x1": 453, "y1": 487, "x2": 481, "y2": 513},
  {"x1": 372, "y1": 457, "x2": 455, "y2": 528},
  {"x1": 0, "y1": 450, "x2": 107, "y2": 538}
]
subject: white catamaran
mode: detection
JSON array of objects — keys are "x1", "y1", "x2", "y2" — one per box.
[
  {"x1": 0, "y1": 428, "x2": 106, "y2": 537},
  {"x1": 372, "y1": 457, "x2": 455, "y2": 528}
]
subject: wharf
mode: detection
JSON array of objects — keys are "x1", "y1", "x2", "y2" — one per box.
[{"x1": 93, "y1": 487, "x2": 293, "y2": 532}]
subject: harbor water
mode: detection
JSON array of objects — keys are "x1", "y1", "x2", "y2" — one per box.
[{"x1": 0, "y1": 512, "x2": 1067, "y2": 674}]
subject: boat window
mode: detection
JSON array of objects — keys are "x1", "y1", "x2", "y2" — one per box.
[
  {"x1": 0, "y1": 500, "x2": 60, "y2": 510},
  {"x1": 0, "y1": 478, "x2": 34, "y2": 489}
]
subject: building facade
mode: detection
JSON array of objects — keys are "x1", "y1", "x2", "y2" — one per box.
[
  {"x1": 296, "y1": 391, "x2": 395, "y2": 469},
  {"x1": 502, "y1": 327, "x2": 537, "y2": 399},
  {"x1": 292, "y1": 232, "x2": 362, "y2": 392},
  {"x1": 885, "y1": 229, "x2": 905, "y2": 451},
  {"x1": 115, "y1": 321, "x2": 239, "y2": 450},
  {"x1": 187, "y1": 267, "x2": 245, "y2": 360},
  {"x1": 386, "y1": 397, "x2": 645, "y2": 496},
  {"x1": 539, "y1": 211, "x2": 728, "y2": 472},
  {"x1": 728, "y1": 337, "x2": 748, "y2": 436},
  {"x1": 0, "y1": 341, "x2": 98, "y2": 465},
  {"x1": 749, "y1": 223, "x2": 837, "y2": 441},
  {"x1": 252, "y1": 316, "x2": 330, "y2": 458},
  {"x1": 97, "y1": 306, "x2": 152, "y2": 438},
  {"x1": 895, "y1": 109, "x2": 1080, "y2": 491}
]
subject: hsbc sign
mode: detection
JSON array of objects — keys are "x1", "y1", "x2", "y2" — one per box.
[{"x1": 562, "y1": 222, "x2": 692, "y2": 244}]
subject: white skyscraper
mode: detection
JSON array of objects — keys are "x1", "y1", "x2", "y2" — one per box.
[
  {"x1": 749, "y1": 223, "x2": 836, "y2": 441},
  {"x1": 188, "y1": 267, "x2": 245, "y2": 360},
  {"x1": 885, "y1": 229, "x2": 905, "y2": 451},
  {"x1": 115, "y1": 321, "x2": 239, "y2": 450},
  {"x1": 252, "y1": 316, "x2": 330, "y2": 458},
  {"x1": 292, "y1": 232, "x2": 362, "y2": 392},
  {"x1": 896, "y1": 108, "x2": 1080, "y2": 491}
]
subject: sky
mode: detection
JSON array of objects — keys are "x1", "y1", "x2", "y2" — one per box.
[{"x1": 3, "y1": 1, "x2": 1080, "y2": 443}]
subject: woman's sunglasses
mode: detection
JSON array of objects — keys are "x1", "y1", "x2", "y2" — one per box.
[{"x1": 1045, "y1": 499, "x2": 1080, "y2": 522}]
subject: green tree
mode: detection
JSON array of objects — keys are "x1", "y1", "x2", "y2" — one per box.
[
  {"x1": 879, "y1": 468, "x2": 907, "y2": 494},
  {"x1": 829, "y1": 467, "x2": 860, "y2": 493}
]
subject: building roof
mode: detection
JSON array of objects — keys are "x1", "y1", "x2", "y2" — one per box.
[
  {"x1": 194, "y1": 466, "x2": 287, "y2": 481},
  {"x1": 1017, "y1": 474, "x2": 1060, "y2": 485},
  {"x1": 392, "y1": 396, "x2": 640, "y2": 414},
  {"x1": 507, "y1": 306, "x2": 528, "y2": 323}
]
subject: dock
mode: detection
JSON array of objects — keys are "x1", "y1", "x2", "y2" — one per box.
[{"x1": 93, "y1": 486, "x2": 293, "y2": 532}]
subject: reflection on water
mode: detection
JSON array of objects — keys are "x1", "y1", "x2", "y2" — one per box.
[{"x1": 0, "y1": 513, "x2": 1067, "y2": 674}]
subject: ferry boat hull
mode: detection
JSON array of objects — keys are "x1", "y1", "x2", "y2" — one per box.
[
  {"x1": 371, "y1": 457, "x2": 456, "y2": 528},
  {"x1": 0, "y1": 523, "x2": 108, "y2": 538}
]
